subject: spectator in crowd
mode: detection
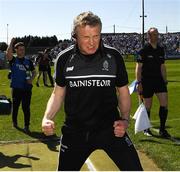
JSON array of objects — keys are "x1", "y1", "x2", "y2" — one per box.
[
  {"x1": 135, "y1": 27, "x2": 171, "y2": 138},
  {"x1": 42, "y1": 11, "x2": 143, "y2": 171},
  {"x1": 6, "y1": 38, "x2": 36, "y2": 133}
]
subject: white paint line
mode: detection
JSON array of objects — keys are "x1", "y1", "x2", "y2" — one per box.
[
  {"x1": 130, "y1": 115, "x2": 180, "y2": 145},
  {"x1": 151, "y1": 128, "x2": 159, "y2": 133},
  {"x1": 151, "y1": 118, "x2": 180, "y2": 123},
  {"x1": 85, "y1": 158, "x2": 97, "y2": 171},
  {"x1": 130, "y1": 116, "x2": 180, "y2": 123},
  {"x1": 151, "y1": 128, "x2": 180, "y2": 145}
]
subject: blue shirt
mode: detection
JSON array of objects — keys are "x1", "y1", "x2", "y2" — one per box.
[{"x1": 9, "y1": 56, "x2": 34, "y2": 90}]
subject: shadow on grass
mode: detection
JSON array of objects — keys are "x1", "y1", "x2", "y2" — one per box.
[
  {"x1": 0, "y1": 152, "x2": 39, "y2": 169},
  {"x1": 139, "y1": 139, "x2": 162, "y2": 144},
  {"x1": 15, "y1": 127, "x2": 60, "y2": 152},
  {"x1": 29, "y1": 132, "x2": 60, "y2": 152},
  {"x1": 150, "y1": 126, "x2": 180, "y2": 145},
  {"x1": 140, "y1": 134, "x2": 180, "y2": 146},
  {"x1": 152, "y1": 125, "x2": 172, "y2": 130}
]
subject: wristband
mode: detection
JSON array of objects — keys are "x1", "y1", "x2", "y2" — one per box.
[
  {"x1": 137, "y1": 81, "x2": 141, "y2": 84},
  {"x1": 121, "y1": 118, "x2": 130, "y2": 123}
]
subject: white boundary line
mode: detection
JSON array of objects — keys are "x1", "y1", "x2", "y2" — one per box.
[
  {"x1": 85, "y1": 158, "x2": 97, "y2": 171},
  {"x1": 150, "y1": 118, "x2": 180, "y2": 123},
  {"x1": 130, "y1": 116, "x2": 180, "y2": 123},
  {"x1": 151, "y1": 128, "x2": 180, "y2": 145},
  {"x1": 131, "y1": 116, "x2": 180, "y2": 144}
]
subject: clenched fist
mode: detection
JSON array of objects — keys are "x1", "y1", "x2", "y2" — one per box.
[{"x1": 42, "y1": 119, "x2": 55, "y2": 136}]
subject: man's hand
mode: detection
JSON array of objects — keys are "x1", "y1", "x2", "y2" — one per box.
[
  {"x1": 10, "y1": 37, "x2": 16, "y2": 45},
  {"x1": 137, "y1": 82, "x2": 143, "y2": 95},
  {"x1": 42, "y1": 119, "x2": 55, "y2": 136},
  {"x1": 6, "y1": 38, "x2": 16, "y2": 60},
  {"x1": 113, "y1": 120, "x2": 129, "y2": 137},
  {"x1": 27, "y1": 79, "x2": 32, "y2": 84}
]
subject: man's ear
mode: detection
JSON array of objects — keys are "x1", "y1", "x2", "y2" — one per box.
[{"x1": 71, "y1": 31, "x2": 77, "y2": 41}]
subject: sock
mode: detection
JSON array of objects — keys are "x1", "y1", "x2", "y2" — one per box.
[
  {"x1": 146, "y1": 109, "x2": 151, "y2": 119},
  {"x1": 159, "y1": 106, "x2": 168, "y2": 131}
]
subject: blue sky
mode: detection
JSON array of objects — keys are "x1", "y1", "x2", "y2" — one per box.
[{"x1": 0, "y1": 0, "x2": 180, "y2": 43}]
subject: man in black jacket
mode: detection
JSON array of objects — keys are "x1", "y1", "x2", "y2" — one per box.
[{"x1": 42, "y1": 11, "x2": 142, "y2": 171}]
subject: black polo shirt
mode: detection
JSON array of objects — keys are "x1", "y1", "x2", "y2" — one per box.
[
  {"x1": 137, "y1": 43, "x2": 165, "y2": 78},
  {"x1": 54, "y1": 44, "x2": 128, "y2": 131}
]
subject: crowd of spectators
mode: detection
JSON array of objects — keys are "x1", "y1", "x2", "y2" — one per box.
[
  {"x1": 49, "y1": 39, "x2": 73, "y2": 59},
  {"x1": 160, "y1": 33, "x2": 179, "y2": 55},
  {"x1": 49, "y1": 32, "x2": 180, "y2": 59},
  {"x1": 102, "y1": 33, "x2": 142, "y2": 55}
]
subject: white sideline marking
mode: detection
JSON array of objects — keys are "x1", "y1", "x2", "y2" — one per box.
[
  {"x1": 85, "y1": 158, "x2": 97, "y2": 171},
  {"x1": 131, "y1": 116, "x2": 180, "y2": 144},
  {"x1": 131, "y1": 116, "x2": 180, "y2": 123},
  {"x1": 151, "y1": 118, "x2": 180, "y2": 123}
]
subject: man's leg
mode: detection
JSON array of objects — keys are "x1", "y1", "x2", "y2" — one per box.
[
  {"x1": 36, "y1": 71, "x2": 42, "y2": 87},
  {"x1": 141, "y1": 79, "x2": 154, "y2": 136},
  {"x1": 47, "y1": 65, "x2": 54, "y2": 86},
  {"x1": 143, "y1": 97, "x2": 153, "y2": 136},
  {"x1": 156, "y1": 92, "x2": 170, "y2": 137},
  {"x1": 22, "y1": 90, "x2": 32, "y2": 132},
  {"x1": 12, "y1": 88, "x2": 22, "y2": 127},
  {"x1": 98, "y1": 128, "x2": 143, "y2": 171},
  {"x1": 43, "y1": 71, "x2": 48, "y2": 86},
  {"x1": 58, "y1": 129, "x2": 94, "y2": 171}
]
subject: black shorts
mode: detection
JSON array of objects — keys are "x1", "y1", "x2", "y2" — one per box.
[{"x1": 142, "y1": 77, "x2": 167, "y2": 98}]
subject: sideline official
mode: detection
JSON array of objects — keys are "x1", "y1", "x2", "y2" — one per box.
[{"x1": 136, "y1": 27, "x2": 170, "y2": 138}]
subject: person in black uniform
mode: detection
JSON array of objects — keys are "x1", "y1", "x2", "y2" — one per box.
[
  {"x1": 36, "y1": 51, "x2": 48, "y2": 87},
  {"x1": 136, "y1": 27, "x2": 170, "y2": 138},
  {"x1": 36, "y1": 49, "x2": 54, "y2": 87},
  {"x1": 44, "y1": 48, "x2": 54, "y2": 87},
  {"x1": 42, "y1": 11, "x2": 143, "y2": 171},
  {"x1": 6, "y1": 38, "x2": 36, "y2": 133}
]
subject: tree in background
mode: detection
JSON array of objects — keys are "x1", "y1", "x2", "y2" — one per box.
[{"x1": 0, "y1": 42, "x2": 8, "y2": 51}]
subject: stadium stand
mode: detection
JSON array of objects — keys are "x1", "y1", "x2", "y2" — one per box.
[{"x1": 49, "y1": 32, "x2": 180, "y2": 60}]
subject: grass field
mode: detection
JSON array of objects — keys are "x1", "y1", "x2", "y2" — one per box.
[{"x1": 0, "y1": 59, "x2": 180, "y2": 170}]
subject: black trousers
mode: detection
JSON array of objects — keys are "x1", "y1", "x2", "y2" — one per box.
[
  {"x1": 12, "y1": 88, "x2": 32, "y2": 127},
  {"x1": 58, "y1": 125, "x2": 143, "y2": 171},
  {"x1": 47, "y1": 65, "x2": 54, "y2": 86}
]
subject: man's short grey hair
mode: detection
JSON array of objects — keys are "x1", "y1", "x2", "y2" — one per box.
[
  {"x1": 147, "y1": 27, "x2": 158, "y2": 36},
  {"x1": 72, "y1": 11, "x2": 102, "y2": 37}
]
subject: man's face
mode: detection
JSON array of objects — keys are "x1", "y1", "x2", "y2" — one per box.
[
  {"x1": 149, "y1": 29, "x2": 159, "y2": 43},
  {"x1": 15, "y1": 46, "x2": 25, "y2": 58},
  {"x1": 76, "y1": 25, "x2": 101, "y2": 55}
]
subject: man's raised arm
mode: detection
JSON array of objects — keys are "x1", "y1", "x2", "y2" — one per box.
[{"x1": 6, "y1": 38, "x2": 16, "y2": 61}]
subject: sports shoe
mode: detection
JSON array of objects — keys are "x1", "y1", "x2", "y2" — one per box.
[
  {"x1": 23, "y1": 126, "x2": 30, "y2": 134},
  {"x1": 144, "y1": 129, "x2": 153, "y2": 137},
  {"x1": 13, "y1": 123, "x2": 18, "y2": 128},
  {"x1": 159, "y1": 129, "x2": 171, "y2": 138}
]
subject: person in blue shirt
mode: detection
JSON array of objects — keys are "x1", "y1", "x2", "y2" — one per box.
[{"x1": 6, "y1": 38, "x2": 36, "y2": 133}]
